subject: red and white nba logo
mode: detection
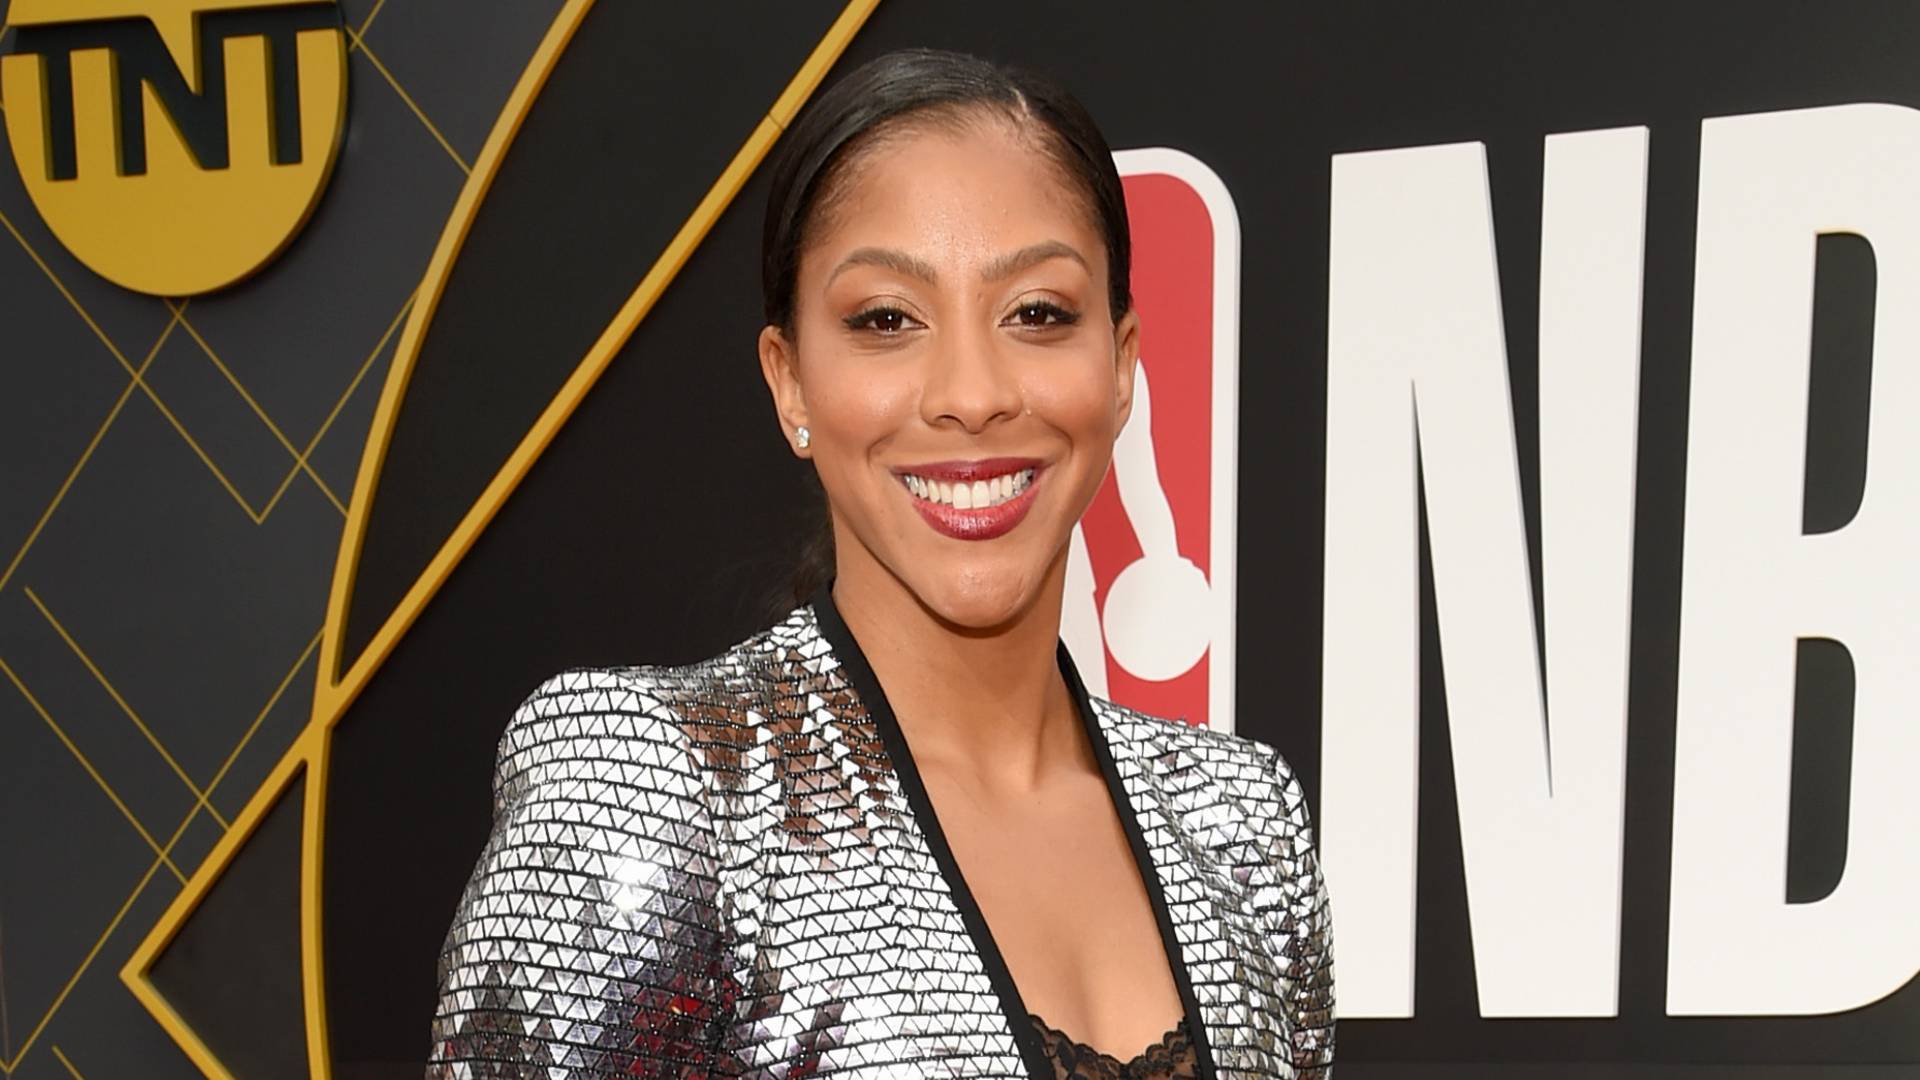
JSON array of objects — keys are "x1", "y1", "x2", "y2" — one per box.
[{"x1": 1065, "y1": 148, "x2": 1241, "y2": 732}]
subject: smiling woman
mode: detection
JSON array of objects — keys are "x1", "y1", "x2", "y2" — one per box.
[{"x1": 425, "y1": 47, "x2": 1332, "y2": 1080}]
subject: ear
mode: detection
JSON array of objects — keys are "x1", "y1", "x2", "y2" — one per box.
[
  {"x1": 1112, "y1": 308, "x2": 1141, "y2": 433},
  {"x1": 758, "y1": 324, "x2": 810, "y2": 457}
]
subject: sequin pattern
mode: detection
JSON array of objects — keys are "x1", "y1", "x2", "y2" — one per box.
[{"x1": 426, "y1": 599, "x2": 1334, "y2": 1078}]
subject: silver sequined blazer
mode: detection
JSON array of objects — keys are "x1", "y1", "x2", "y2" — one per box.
[{"x1": 427, "y1": 585, "x2": 1334, "y2": 1079}]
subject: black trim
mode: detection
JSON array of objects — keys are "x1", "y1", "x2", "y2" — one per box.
[
  {"x1": 807, "y1": 582, "x2": 1053, "y2": 1079},
  {"x1": 807, "y1": 581, "x2": 1218, "y2": 1080},
  {"x1": 1055, "y1": 637, "x2": 1221, "y2": 1080}
]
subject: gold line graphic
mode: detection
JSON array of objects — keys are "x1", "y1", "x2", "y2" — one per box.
[
  {"x1": 168, "y1": 303, "x2": 349, "y2": 515},
  {"x1": 0, "y1": 305, "x2": 183, "y2": 594},
  {"x1": 249, "y1": 294, "x2": 415, "y2": 523},
  {"x1": 49, "y1": 1045, "x2": 84, "y2": 1079},
  {"x1": 0, "y1": 209, "x2": 276, "y2": 521},
  {"x1": 117, "y1": 2, "x2": 882, "y2": 1077},
  {"x1": 0, "y1": 656, "x2": 187, "y2": 884},
  {"x1": 121, "y1": 753, "x2": 310, "y2": 1080},
  {"x1": 354, "y1": 0, "x2": 388, "y2": 38},
  {"x1": 0, "y1": 210, "x2": 148, "y2": 369},
  {"x1": 0, "y1": 627, "x2": 320, "y2": 1075},
  {"x1": 25, "y1": 587, "x2": 233, "y2": 832},
  {"x1": 345, "y1": 26, "x2": 470, "y2": 176},
  {"x1": 0, "y1": 226, "x2": 404, "y2": 567},
  {"x1": 0, "y1": 11, "x2": 450, "y2": 535}
]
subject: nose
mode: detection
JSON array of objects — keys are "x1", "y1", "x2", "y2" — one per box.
[{"x1": 919, "y1": 321, "x2": 1023, "y2": 435}]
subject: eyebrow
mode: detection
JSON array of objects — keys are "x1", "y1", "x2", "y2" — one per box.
[
  {"x1": 825, "y1": 240, "x2": 1089, "y2": 288},
  {"x1": 979, "y1": 240, "x2": 1088, "y2": 282}
]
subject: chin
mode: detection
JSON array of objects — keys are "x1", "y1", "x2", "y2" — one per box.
[{"x1": 911, "y1": 560, "x2": 1044, "y2": 632}]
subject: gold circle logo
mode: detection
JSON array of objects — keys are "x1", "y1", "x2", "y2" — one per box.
[{"x1": 1, "y1": 0, "x2": 346, "y2": 296}]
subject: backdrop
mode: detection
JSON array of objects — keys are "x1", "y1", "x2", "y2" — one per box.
[{"x1": 1, "y1": 2, "x2": 1916, "y2": 1078}]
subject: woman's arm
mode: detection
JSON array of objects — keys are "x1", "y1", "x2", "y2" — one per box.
[
  {"x1": 1269, "y1": 747, "x2": 1336, "y2": 1078},
  {"x1": 426, "y1": 669, "x2": 735, "y2": 1078}
]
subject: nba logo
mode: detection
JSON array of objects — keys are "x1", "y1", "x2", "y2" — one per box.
[{"x1": 1065, "y1": 148, "x2": 1241, "y2": 732}]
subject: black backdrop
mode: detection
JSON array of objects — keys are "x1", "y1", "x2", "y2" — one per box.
[{"x1": 281, "y1": 2, "x2": 1919, "y2": 1075}]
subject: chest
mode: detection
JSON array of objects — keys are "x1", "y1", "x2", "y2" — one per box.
[{"x1": 698, "y1": 734, "x2": 1297, "y2": 1079}]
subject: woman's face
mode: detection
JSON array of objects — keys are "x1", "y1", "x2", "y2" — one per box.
[{"x1": 761, "y1": 117, "x2": 1138, "y2": 631}]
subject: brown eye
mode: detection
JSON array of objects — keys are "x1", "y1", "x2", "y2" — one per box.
[
  {"x1": 843, "y1": 306, "x2": 918, "y2": 334},
  {"x1": 1008, "y1": 300, "x2": 1080, "y2": 328}
]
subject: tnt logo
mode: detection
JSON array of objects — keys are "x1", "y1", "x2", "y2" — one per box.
[
  {"x1": 0, "y1": 0, "x2": 346, "y2": 295},
  {"x1": 1064, "y1": 148, "x2": 1241, "y2": 732}
]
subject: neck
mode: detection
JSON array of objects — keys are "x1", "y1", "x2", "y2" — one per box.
[{"x1": 828, "y1": 545, "x2": 1090, "y2": 792}]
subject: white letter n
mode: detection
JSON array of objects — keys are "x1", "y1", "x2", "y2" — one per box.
[{"x1": 1320, "y1": 129, "x2": 1647, "y2": 1018}]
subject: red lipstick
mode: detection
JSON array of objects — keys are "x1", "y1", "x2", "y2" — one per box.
[{"x1": 892, "y1": 458, "x2": 1044, "y2": 541}]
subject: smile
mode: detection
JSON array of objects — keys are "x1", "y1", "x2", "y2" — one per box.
[
  {"x1": 892, "y1": 459, "x2": 1044, "y2": 541},
  {"x1": 901, "y1": 467, "x2": 1034, "y2": 509}
]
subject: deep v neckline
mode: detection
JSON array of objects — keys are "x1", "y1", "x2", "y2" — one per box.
[
  {"x1": 808, "y1": 582, "x2": 1218, "y2": 1080},
  {"x1": 1029, "y1": 1011, "x2": 1195, "y2": 1078}
]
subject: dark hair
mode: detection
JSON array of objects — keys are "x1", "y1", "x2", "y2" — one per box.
[{"x1": 762, "y1": 48, "x2": 1132, "y2": 608}]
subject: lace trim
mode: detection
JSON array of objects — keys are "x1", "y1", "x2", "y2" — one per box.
[{"x1": 1028, "y1": 1013, "x2": 1198, "y2": 1080}]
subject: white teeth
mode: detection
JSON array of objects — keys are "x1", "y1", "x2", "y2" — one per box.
[{"x1": 900, "y1": 467, "x2": 1036, "y2": 509}]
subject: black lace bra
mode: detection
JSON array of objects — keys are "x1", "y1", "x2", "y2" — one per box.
[{"x1": 1029, "y1": 1013, "x2": 1199, "y2": 1079}]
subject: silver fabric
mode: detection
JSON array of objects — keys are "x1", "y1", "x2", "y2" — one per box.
[{"x1": 425, "y1": 599, "x2": 1334, "y2": 1078}]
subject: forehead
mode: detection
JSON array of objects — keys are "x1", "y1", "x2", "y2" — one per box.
[{"x1": 803, "y1": 118, "x2": 1103, "y2": 265}]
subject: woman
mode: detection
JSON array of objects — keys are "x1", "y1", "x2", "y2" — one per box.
[{"x1": 427, "y1": 47, "x2": 1332, "y2": 1080}]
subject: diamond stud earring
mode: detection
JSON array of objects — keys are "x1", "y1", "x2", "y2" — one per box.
[{"x1": 795, "y1": 425, "x2": 810, "y2": 449}]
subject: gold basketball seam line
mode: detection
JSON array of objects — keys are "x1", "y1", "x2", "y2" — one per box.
[
  {"x1": 0, "y1": 4, "x2": 391, "y2": 1076},
  {"x1": 0, "y1": 304, "x2": 182, "y2": 594},
  {"x1": 300, "y1": 6, "x2": 884, "y2": 1068},
  {"x1": 24, "y1": 586, "x2": 234, "y2": 833},
  {"x1": 344, "y1": 25, "x2": 470, "y2": 176},
  {"x1": 0, "y1": 656, "x2": 187, "y2": 884},
  {"x1": 0, "y1": 208, "x2": 273, "y2": 521},
  {"x1": 165, "y1": 300, "x2": 349, "y2": 515},
  {"x1": 48, "y1": 1045, "x2": 84, "y2": 1080},
  {"x1": 0, "y1": 627, "x2": 319, "y2": 1075},
  {"x1": 108, "y1": 1, "x2": 883, "y2": 1077},
  {"x1": 319, "y1": 0, "x2": 879, "y2": 723}
]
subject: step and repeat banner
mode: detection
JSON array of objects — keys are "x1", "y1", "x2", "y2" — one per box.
[{"x1": 1, "y1": 2, "x2": 1914, "y2": 1078}]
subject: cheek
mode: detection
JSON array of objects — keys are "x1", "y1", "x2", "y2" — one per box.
[
  {"x1": 802, "y1": 356, "x2": 918, "y2": 460},
  {"x1": 1024, "y1": 348, "x2": 1121, "y2": 444}
]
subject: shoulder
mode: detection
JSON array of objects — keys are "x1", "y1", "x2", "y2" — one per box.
[
  {"x1": 494, "y1": 609, "x2": 812, "y2": 798},
  {"x1": 1092, "y1": 696, "x2": 1305, "y2": 788},
  {"x1": 1089, "y1": 695, "x2": 1317, "y2": 842}
]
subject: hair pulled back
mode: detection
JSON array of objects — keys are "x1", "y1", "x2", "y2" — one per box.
[{"x1": 761, "y1": 48, "x2": 1132, "y2": 608}]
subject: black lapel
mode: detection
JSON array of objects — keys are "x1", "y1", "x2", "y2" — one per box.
[
  {"x1": 807, "y1": 580, "x2": 1218, "y2": 1080},
  {"x1": 1056, "y1": 641, "x2": 1220, "y2": 1080},
  {"x1": 808, "y1": 582, "x2": 1053, "y2": 1079}
]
